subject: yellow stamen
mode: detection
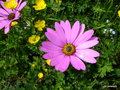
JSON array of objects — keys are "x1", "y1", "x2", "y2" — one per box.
[{"x1": 62, "y1": 43, "x2": 76, "y2": 56}]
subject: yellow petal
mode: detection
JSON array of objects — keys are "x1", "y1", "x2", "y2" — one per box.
[{"x1": 46, "y1": 59, "x2": 51, "y2": 65}]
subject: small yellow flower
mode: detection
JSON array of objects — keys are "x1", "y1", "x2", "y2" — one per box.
[
  {"x1": 56, "y1": 0, "x2": 62, "y2": 4},
  {"x1": 11, "y1": 21, "x2": 18, "y2": 26},
  {"x1": 38, "y1": 72, "x2": 43, "y2": 78},
  {"x1": 31, "y1": 64, "x2": 36, "y2": 68},
  {"x1": 44, "y1": 69, "x2": 48, "y2": 72},
  {"x1": 4, "y1": 0, "x2": 18, "y2": 9},
  {"x1": 33, "y1": 0, "x2": 46, "y2": 10},
  {"x1": 118, "y1": 10, "x2": 120, "y2": 17},
  {"x1": 34, "y1": 20, "x2": 45, "y2": 31},
  {"x1": 28, "y1": 35, "x2": 40, "y2": 45},
  {"x1": 46, "y1": 59, "x2": 51, "y2": 65}
]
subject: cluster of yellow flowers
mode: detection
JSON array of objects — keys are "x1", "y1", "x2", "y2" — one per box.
[
  {"x1": 28, "y1": 0, "x2": 46, "y2": 45},
  {"x1": 28, "y1": 19, "x2": 45, "y2": 44},
  {"x1": 31, "y1": 59, "x2": 51, "y2": 79}
]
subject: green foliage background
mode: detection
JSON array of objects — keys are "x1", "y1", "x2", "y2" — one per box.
[{"x1": 0, "y1": 0, "x2": 120, "y2": 89}]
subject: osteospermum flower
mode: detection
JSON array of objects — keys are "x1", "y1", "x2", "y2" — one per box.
[
  {"x1": 33, "y1": 0, "x2": 46, "y2": 10},
  {"x1": 28, "y1": 35, "x2": 40, "y2": 45},
  {"x1": 34, "y1": 20, "x2": 45, "y2": 31},
  {"x1": 40, "y1": 20, "x2": 100, "y2": 72},
  {"x1": 0, "y1": 0, "x2": 27, "y2": 34}
]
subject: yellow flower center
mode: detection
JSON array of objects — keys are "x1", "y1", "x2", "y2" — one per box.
[
  {"x1": 4, "y1": 0, "x2": 18, "y2": 9},
  {"x1": 8, "y1": 13, "x2": 15, "y2": 20},
  {"x1": 62, "y1": 43, "x2": 76, "y2": 56}
]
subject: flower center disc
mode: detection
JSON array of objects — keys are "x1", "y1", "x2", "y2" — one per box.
[
  {"x1": 62, "y1": 43, "x2": 76, "y2": 56},
  {"x1": 8, "y1": 13, "x2": 15, "y2": 20}
]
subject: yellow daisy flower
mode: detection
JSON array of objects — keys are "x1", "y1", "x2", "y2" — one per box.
[
  {"x1": 11, "y1": 21, "x2": 18, "y2": 26},
  {"x1": 28, "y1": 35, "x2": 40, "y2": 45},
  {"x1": 34, "y1": 20, "x2": 45, "y2": 31},
  {"x1": 4, "y1": 0, "x2": 18, "y2": 9},
  {"x1": 38, "y1": 72, "x2": 43, "y2": 78},
  {"x1": 46, "y1": 59, "x2": 51, "y2": 65},
  {"x1": 118, "y1": 10, "x2": 120, "y2": 17},
  {"x1": 33, "y1": 0, "x2": 46, "y2": 10}
]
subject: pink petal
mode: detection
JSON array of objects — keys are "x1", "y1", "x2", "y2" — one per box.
[
  {"x1": 41, "y1": 41, "x2": 62, "y2": 51},
  {"x1": 47, "y1": 28, "x2": 55, "y2": 33},
  {"x1": 70, "y1": 55, "x2": 86, "y2": 70},
  {"x1": 73, "y1": 24, "x2": 85, "y2": 43},
  {"x1": 76, "y1": 40, "x2": 99, "y2": 49},
  {"x1": 60, "y1": 20, "x2": 65, "y2": 26},
  {"x1": 74, "y1": 30, "x2": 94, "y2": 46},
  {"x1": 40, "y1": 46, "x2": 61, "y2": 53},
  {"x1": 0, "y1": 21, "x2": 5, "y2": 29},
  {"x1": 79, "y1": 24, "x2": 85, "y2": 35},
  {"x1": 43, "y1": 52, "x2": 63, "y2": 59},
  {"x1": 45, "y1": 32, "x2": 64, "y2": 47},
  {"x1": 42, "y1": 53, "x2": 51, "y2": 59},
  {"x1": 0, "y1": 1, "x2": 13, "y2": 13},
  {"x1": 89, "y1": 37, "x2": 99, "y2": 41},
  {"x1": 17, "y1": 2, "x2": 27, "y2": 11},
  {"x1": 77, "y1": 49, "x2": 100, "y2": 57},
  {"x1": 14, "y1": 11, "x2": 20, "y2": 20},
  {"x1": 4, "y1": 21, "x2": 11, "y2": 34},
  {"x1": 16, "y1": 0, "x2": 22, "y2": 9},
  {"x1": 60, "y1": 20, "x2": 71, "y2": 43},
  {"x1": 0, "y1": 8, "x2": 9, "y2": 15},
  {"x1": 76, "y1": 52, "x2": 97, "y2": 63},
  {"x1": 50, "y1": 54, "x2": 65, "y2": 66},
  {"x1": 0, "y1": 17, "x2": 7, "y2": 20},
  {"x1": 40, "y1": 47, "x2": 51, "y2": 52},
  {"x1": 55, "y1": 22, "x2": 67, "y2": 44},
  {"x1": 70, "y1": 21, "x2": 80, "y2": 43},
  {"x1": 55, "y1": 56, "x2": 70, "y2": 72}
]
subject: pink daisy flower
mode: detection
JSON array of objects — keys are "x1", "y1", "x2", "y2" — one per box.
[
  {"x1": 40, "y1": 20, "x2": 100, "y2": 72},
  {"x1": 0, "y1": 0, "x2": 27, "y2": 34}
]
